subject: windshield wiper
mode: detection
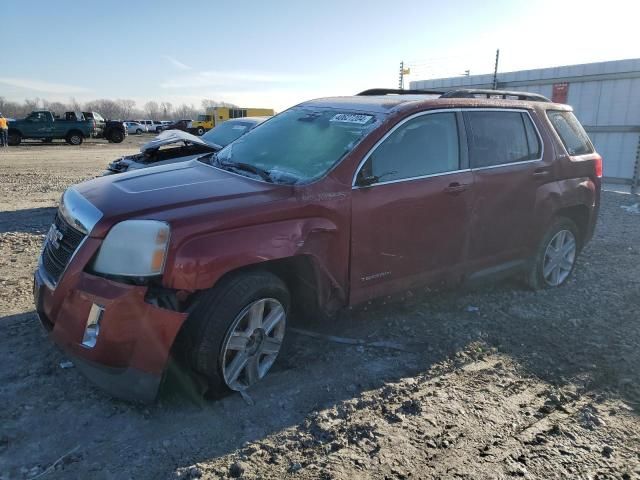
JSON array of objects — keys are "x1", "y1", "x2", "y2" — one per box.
[
  {"x1": 218, "y1": 159, "x2": 273, "y2": 182},
  {"x1": 203, "y1": 152, "x2": 273, "y2": 182}
]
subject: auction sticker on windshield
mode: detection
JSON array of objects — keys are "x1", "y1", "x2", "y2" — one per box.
[{"x1": 330, "y1": 113, "x2": 373, "y2": 124}]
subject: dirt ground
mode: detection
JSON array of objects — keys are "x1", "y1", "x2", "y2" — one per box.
[{"x1": 1, "y1": 139, "x2": 639, "y2": 480}]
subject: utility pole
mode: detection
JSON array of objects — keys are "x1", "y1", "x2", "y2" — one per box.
[
  {"x1": 492, "y1": 49, "x2": 500, "y2": 89},
  {"x1": 632, "y1": 134, "x2": 640, "y2": 195},
  {"x1": 399, "y1": 61, "x2": 405, "y2": 90}
]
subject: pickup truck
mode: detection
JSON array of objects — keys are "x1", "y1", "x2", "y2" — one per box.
[
  {"x1": 8, "y1": 110, "x2": 97, "y2": 145},
  {"x1": 82, "y1": 111, "x2": 127, "y2": 143}
]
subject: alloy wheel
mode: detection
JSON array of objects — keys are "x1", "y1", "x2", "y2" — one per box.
[
  {"x1": 542, "y1": 229, "x2": 576, "y2": 286},
  {"x1": 221, "y1": 298, "x2": 286, "y2": 391}
]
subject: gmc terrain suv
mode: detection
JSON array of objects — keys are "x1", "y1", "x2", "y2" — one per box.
[{"x1": 33, "y1": 89, "x2": 602, "y2": 402}]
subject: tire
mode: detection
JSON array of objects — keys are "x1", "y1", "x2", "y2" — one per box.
[
  {"x1": 180, "y1": 271, "x2": 290, "y2": 395},
  {"x1": 66, "y1": 132, "x2": 83, "y2": 146},
  {"x1": 526, "y1": 217, "x2": 580, "y2": 290},
  {"x1": 109, "y1": 130, "x2": 125, "y2": 143},
  {"x1": 136, "y1": 129, "x2": 143, "y2": 135},
  {"x1": 196, "y1": 127, "x2": 205, "y2": 136},
  {"x1": 8, "y1": 132, "x2": 21, "y2": 146}
]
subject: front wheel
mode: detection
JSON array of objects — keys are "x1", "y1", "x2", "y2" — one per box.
[
  {"x1": 136, "y1": 129, "x2": 143, "y2": 135},
  {"x1": 180, "y1": 271, "x2": 290, "y2": 395},
  {"x1": 196, "y1": 127, "x2": 205, "y2": 136},
  {"x1": 526, "y1": 217, "x2": 580, "y2": 290},
  {"x1": 8, "y1": 132, "x2": 21, "y2": 146}
]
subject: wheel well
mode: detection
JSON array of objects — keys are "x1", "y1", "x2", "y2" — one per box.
[
  {"x1": 197, "y1": 256, "x2": 330, "y2": 321},
  {"x1": 67, "y1": 129, "x2": 83, "y2": 138},
  {"x1": 8, "y1": 128, "x2": 21, "y2": 136},
  {"x1": 555, "y1": 205, "x2": 589, "y2": 247}
]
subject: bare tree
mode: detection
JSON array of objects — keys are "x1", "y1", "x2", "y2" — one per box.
[
  {"x1": 144, "y1": 101, "x2": 160, "y2": 120},
  {"x1": 68, "y1": 97, "x2": 82, "y2": 112},
  {"x1": 84, "y1": 99, "x2": 121, "y2": 119},
  {"x1": 159, "y1": 102, "x2": 173, "y2": 120},
  {"x1": 173, "y1": 103, "x2": 198, "y2": 120},
  {"x1": 24, "y1": 98, "x2": 42, "y2": 112},
  {"x1": 201, "y1": 98, "x2": 238, "y2": 111},
  {"x1": 42, "y1": 100, "x2": 70, "y2": 114},
  {"x1": 117, "y1": 99, "x2": 136, "y2": 119}
]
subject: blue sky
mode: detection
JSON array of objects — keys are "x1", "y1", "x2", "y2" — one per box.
[{"x1": 2, "y1": 0, "x2": 639, "y2": 111}]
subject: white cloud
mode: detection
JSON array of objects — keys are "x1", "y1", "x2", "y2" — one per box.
[
  {"x1": 0, "y1": 77, "x2": 91, "y2": 94},
  {"x1": 163, "y1": 56, "x2": 192, "y2": 71}
]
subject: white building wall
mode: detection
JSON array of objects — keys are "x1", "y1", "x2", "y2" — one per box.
[{"x1": 411, "y1": 59, "x2": 640, "y2": 183}]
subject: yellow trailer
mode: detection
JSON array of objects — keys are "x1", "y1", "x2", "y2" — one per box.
[{"x1": 191, "y1": 107, "x2": 274, "y2": 135}]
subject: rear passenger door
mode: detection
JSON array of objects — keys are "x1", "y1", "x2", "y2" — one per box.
[
  {"x1": 350, "y1": 111, "x2": 474, "y2": 303},
  {"x1": 464, "y1": 109, "x2": 547, "y2": 273}
]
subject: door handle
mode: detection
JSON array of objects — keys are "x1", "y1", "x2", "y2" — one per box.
[
  {"x1": 443, "y1": 182, "x2": 469, "y2": 195},
  {"x1": 532, "y1": 167, "x2": 550, "y2": 177}
]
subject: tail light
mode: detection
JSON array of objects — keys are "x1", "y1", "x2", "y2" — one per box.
[{"x1": 594, "y1": 155, "x2": 603, "y2": 178}]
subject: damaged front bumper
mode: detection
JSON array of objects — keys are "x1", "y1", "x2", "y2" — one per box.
[{"x1": 34, "y1": 267, "x2": 187, "y2": 403}]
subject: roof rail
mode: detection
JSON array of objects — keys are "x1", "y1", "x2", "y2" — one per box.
[
  {"x1": 357, "y1": 88, "x2": 445, "y2": 96},
  {"x1": 440, "y1": 89, "x2": 551, "y2": 102}
]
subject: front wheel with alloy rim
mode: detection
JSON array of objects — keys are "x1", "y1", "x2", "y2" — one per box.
[
  {"x1": 180, "y1": 271, "x2": 290, "y2": 395},
  {"x1": 526, "y1": 217, "x2": 580, "y2": 290}
]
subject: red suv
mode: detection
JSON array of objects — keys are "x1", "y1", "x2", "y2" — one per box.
[{"x1": 33, "y1": 89, "x2": 602, "y2": 402}]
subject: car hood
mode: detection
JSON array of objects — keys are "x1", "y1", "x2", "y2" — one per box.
[
  {"x1": 140, "y1": 129, "x2": 222, "y2": 153},
  {"x1": 75, "y1": 160, "x2": 290, "y2": 238}
]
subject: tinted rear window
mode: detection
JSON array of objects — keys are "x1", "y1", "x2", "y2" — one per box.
[
  {"x1": 465, "y1": 111, "x2": 541, "y2": 168},
  {"x1": 547, "y1": 110, "x2": 593, "y2": 156}
]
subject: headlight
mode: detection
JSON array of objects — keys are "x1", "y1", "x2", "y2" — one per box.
[{"x1": 92, "y1": 220, "x2": 170, "y2": 277}]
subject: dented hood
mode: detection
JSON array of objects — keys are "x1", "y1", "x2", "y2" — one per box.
[
  {"x1": 75, "y1": 160, "x2": 290, "y2": 237},
  {"x1": 141, "y1": 130, "x2": 222, "y2": 153}
]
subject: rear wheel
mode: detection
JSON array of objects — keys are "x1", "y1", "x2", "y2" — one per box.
[
  {"x1": 526, "y1": 217, "x2": 580, "y2": 289},
  {"x1": 180, "y1": 271, "x2": 289, "y2": 395},
  {"x1": 66, "y1": 132, "x2": 83, "y2": 145},
  {"x1": 136, "y1": 128, "x2": 143, "y2": 135},
  {"x1": 109, "y1": 130, "x2": 124, "y2": 143}
]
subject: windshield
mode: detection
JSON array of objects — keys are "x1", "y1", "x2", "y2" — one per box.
[
  {"x1": 197, "y1": 114, "x2": 211, "y2": 121},
  {"x1": 202, "y1": 120, "x2": 256, "y2": 147},
  {"x1": 214, "y1": 107, "x2": 378, "y2": 183}
]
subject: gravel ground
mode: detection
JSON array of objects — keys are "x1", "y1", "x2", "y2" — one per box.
[{"x1": 1, "y1": 141, "x2": 639, "y2": 480}]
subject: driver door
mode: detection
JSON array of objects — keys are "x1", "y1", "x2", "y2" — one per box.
[{"x1": 350, "y1": 111, "x2": 473, "y2": 304}]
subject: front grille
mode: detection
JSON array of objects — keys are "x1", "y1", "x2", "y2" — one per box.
[{"x1": 41, "y1": 212, "x2": 86, "y2": 285}]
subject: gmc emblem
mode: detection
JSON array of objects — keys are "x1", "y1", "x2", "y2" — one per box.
[{"x1": 46, "y1": 224, "x2": 64, "y2": 249}]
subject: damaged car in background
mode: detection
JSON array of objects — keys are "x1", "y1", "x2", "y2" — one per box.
[{"x1": 105, "y1": 116, "x2": 269, "y2": 175}]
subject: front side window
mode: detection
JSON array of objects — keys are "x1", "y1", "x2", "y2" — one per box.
[
  {"x1": 547, "y1": 110, "x2": 593, "y2": 156},
  {"x1": 214, "y1": 107, "x2": 378, "y2": 183},
  {"x1": 358, "y1": 112, "x2": 460, "y2": 184},
  {"x1": 465, "y1": 111, "x2": 539, "y2": 168},
  {"x1": 28, "y1": 112, "x2": 47, "y2": 122}
]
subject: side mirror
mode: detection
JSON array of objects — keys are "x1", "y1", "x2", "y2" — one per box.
[
  {"x1": 357, "y1": 174, "x2": 379, "y2": 187},
  {"x1": 356, "y1": 169, "x2": 398, "y2": 187}
]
